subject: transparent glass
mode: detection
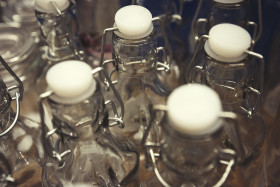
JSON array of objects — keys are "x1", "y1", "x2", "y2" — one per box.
[
  {"x1": 141, "y1": 115, "x2": 244, "y2": 186},
  {"x1": 208, "y1": 0, "x2": 250, "y2": 29},
  {"x1": 196, "y1": 53, "x2": 267, "y2": 185},
  {"x1": 0, "y1": 79, "x2": 43, "y2": 186},
  {"x1": 1, "y1": 0, "x2": 39, "y2": 32},
  {"x1": 35, "y1": 2, "x2": 85, "y2": 61},
  {"x1": 42, "y1": 80, "x2": 138, "y2": 186},
  {"x1": 109, "y1": 31, "x2": 170, "y2": 146},
  {"x1": 34, "y1": 2, "x2": 88, "y2": 95},
  {"x1": 0, "y1": 24, "x2": 41, "y2": 91}
]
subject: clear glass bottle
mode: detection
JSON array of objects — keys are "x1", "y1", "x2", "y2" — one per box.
[
  {"x1": 39, "y1": 60, "x2": 138, "y2": 186},
  {"x1": 0, "y1": 56, "x2": 43, "y2": 186},
  {"x1": 186, "y1": 23, "x2": 267, "y2": 186},
  {"x1": 191, "y1": 0, "x2": 262, "y2": 44},
  {"x1": 0, "y1": 24, "x2": 42, "y2": 122},
  {"x1": 141, "y1": 84, "x2": 244, "y2": 186},
  {"x1": 34, "y1": 0, "x2": 89, "y2": 95},
  {"x1": 1, "y1": 0, "x2": 40, "y2": 33},
  {"x1": 101, "y1": 5, "x2": 172, "y2": 147}
]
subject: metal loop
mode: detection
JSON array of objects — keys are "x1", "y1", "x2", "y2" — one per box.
[
  {"x1": 219, "y1": 111, "x2": 246, "y2": 161},
  {"x1": 150, "y1": 149, "x2": 171, "y2": 187},
  {"x1": 152, "y1": 16, "x2": 173, "y2": 68},
  {"x1": 91, "y1": 67, "x2": 124, "y2": 126},
  {"x1": 50, "y1": 1, "x2": 62, "y2": 15},
  {"x1": 105, "y1": 100, "x2": 124, "y2": 128},
  {"x1": 213, "y1": 159, "x2": 235, "y2": 187},
  {"x1": 0, "y1": 92, "x2": 20, "y2": 137},
  {"x1": 0, "y1": 55, "x2": 24, "y2": 101},
  {"x1": 190, "y1": 0, "x2": 204, "y2": 43},
  {"x1": 99, "y1": 27, "x2": 119, "y2": 67},
  {"x1": 185, "y1": 35, "x2": 209, "y2": 83},
  {"x1": 243, "y1": 50, "x2": 264, "y2": 116}
]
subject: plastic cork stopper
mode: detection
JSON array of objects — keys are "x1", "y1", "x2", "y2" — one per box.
[
  {"x1": 114, "y1": 5, "x2": 153, "y2": 39},
  {"x1": 167, "y1": 84, "x2": 222, "y2": 136},
  {"x1": 34, "y1": 0, "x2": 69, "y2": 13},
  {"x1": 205, "y1": 23, "x2": 251, "y2": 62},
  {"x1": 46, "y1": 60, "x2": 96, "y2": 104}
]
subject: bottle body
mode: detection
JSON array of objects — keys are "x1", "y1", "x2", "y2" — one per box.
[
  {"x1": 41, "y1": 79, "x2": 138, "y2": 186},
  {"x1": 109, "y1": 31, "x2": 170, "y2": 146},
  {"x1": 142, "y1": 115, "x2": 243, "y2": 186}
]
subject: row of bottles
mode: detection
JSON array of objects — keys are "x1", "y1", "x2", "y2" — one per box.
[{"x1": 0, "y1": 0, "x2": 278, "y2": 186}]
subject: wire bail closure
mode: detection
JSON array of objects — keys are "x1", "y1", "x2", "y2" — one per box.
[
  {"x1": 38, "y1": 65, "x2": 125, "y2": 162},
  {"x1": 98, "y1": 13, "x2": 181, "y2": 74},
  {"x1": 142, "y1": 105, "x2": 241, "y2": 187},
  {"x1": 0, "y1": 55, "x2": 23, "y2": 137},
  {"x1": 185, "y1": 34, "x2": 264, "y2": 117}
]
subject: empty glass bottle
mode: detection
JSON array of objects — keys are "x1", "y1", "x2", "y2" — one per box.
[
  {"x1": 186, "y1": 23, "x2": 266, "y2": 185},
  {"x1": 34, "y1": 0, "x2": 89, "y2": 95},
  {"x1": 0, "y1": 56, "x2": 43, "y2": 187},
  {"x1": 100, "y1": 5, "x2": 173, "y2": 147},
  {"x1": 191, "y1": 0, "x2": 262, "y2": 45},
  {"x1": 39, "y1": 60, "x2": 138, "y2": 186},
  {"x1": 141, "y1": 84, "x2": 244, "y2": 186}
]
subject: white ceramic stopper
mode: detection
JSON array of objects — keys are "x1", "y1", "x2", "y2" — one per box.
[
  {"x1": 167, "y1": 84, "x2": 222, "y2": 136},
  {"x1": 114, "y1": 5, "x2": 153, "y2": 39},
  {"x1": 35, "y1": 0, "x2": 69, "y2": 13},
  {"x1": 46, "y1": 60, "x2": 96, "y2": 104},
  {"x1": 207, "y1": 23, "x2": 251, "y2": 62},
  {"x1": 213, "y1": 0, "x2": 245, "y2": 3}
]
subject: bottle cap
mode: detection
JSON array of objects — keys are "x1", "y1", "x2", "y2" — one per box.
[
  {"x1": 114, "y1": 5, "x2": 153, "y2": 39},
  {"x1": 213, "y1": 0, "x2": 245, "y2": 3},
  {"x1": 167, "y1": 84, "x2": 222, "y2": 136},
  {"x1": 205, "y1": 23, "x2": 251, "y2": 63},
  {"x1": 34, "y1": 0, "x2": 69, "y2": 13},
  {"x1": 46, "y1": 60, "x2": 96, "y2": 104}
]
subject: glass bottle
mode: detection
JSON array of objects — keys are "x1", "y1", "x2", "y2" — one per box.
[
  {"x1": 39, "y1": 60, "x2": 138, "y2": 186},
  {"x1": 0, "y1": 24, "x2": 42, "y2": 122},
  {"x1": 1, "y1": 0, "x2": 40, "y2": 33},
  {"x1": 34, "y1": 0, "x2": 89, "y2": 95},
  {"x1": 191, "y1": 0, "x2": 262, "y2": 45},
  {"x1": 0, "y1": 55, "x2": 43, "y2": 186},
  {"x1": 186, "y1": 23, "x2": 266, "y2": 186},
  {"x1": 100, "y1": 5, "x2": 172, "y2": 146},
  {"x1": 141, "y1": 84, "x2": 244, "y2": 186}
]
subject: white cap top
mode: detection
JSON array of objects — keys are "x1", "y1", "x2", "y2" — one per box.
[
  {"x1": 114, "y1": 5, "x2": 153, "y2": 39},
  {"x1": 167, "y1": 84, "x2": 222, "y2": 136},
  {"x1": 213, "y1": 0, "x2": 245, "y2": 3},
  {"x1": 205, "y1": 23, "x2": 251, "y2": 62},
  {"x1": 46, "y1": 60, "x2": 96, "y2": 104},
  {"x1": 34, "y1": 0, "x2": 69, "y2": 13}
]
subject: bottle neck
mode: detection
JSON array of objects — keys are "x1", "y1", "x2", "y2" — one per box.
[
  {"x1": 35, "y1": 2, "x2": 84, "y2": 61},
  {"x1": 48, "y1": 83, "x2": 106, "y2": 141},
  {"x1": 113, "y1": 30, "x2": 157, "y2": 77}
]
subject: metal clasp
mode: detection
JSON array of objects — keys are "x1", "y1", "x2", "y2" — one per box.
[
  {"x1": 91, "y1": 67, "x2": 125, "y2": 128},
  {"x1": 186, "y1": 35, "x2": 264, "y2": 117},
  {"x1": 38, "y1": 91, "x2": 72, "y2": 166},
  {"x1": 0, "y1": 55, "x2": 23, "y2": 137}
]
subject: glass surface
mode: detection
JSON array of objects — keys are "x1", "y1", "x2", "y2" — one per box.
[
  {"x1": 0, "y1": 79, "x2": 43, "y2": 186},
  {"x1": 208, "y1": 0, "x2": 250, "y2": 29},
  {"x1": 42, "y1": 81, "x2": 138, "y2": 186},
  {"x1": 110, "y1": 31, "x2": 170, "y2": 146},
  {"x1": 0, "y1": 24, "x2": 41, "y2": 91},
  {"x1": 141, "y1": 115, "x2": 244, "y2": 186}
]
